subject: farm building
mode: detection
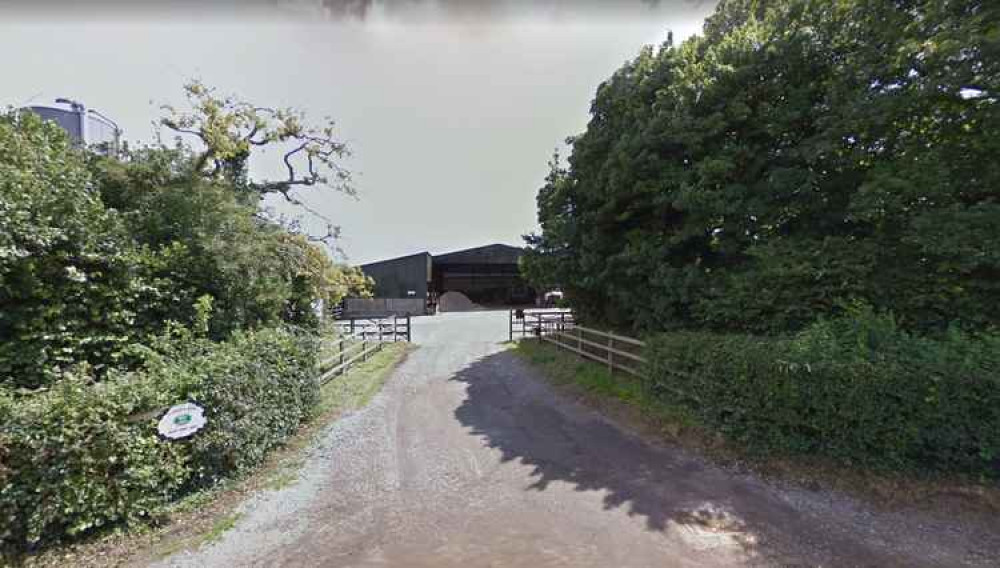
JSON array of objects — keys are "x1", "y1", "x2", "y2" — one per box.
[
  {"x1": 24, "y1": 99, "x2": 121, "y2": 156},
  {"x1": 360, "y1": 252, "x2": 433, "y2": 300},
  {"x1": 355, "y1": 244, "x2": 535, "y2": 315}
]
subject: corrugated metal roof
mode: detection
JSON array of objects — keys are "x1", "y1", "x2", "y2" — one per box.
[
  {"x1": 433, "y1": 243, "x2": 524, "y2": 265},
  {"x1": 359, "y1": 244, "x2": 525, "y2": 269},
  {"x1": 360, "y1": 251, "x2": 431, "y2": 270}
]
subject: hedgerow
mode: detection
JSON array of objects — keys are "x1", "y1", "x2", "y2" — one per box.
[
  {"x1": 0, "y1": 326, "x2": 320, "y2": 554},
  {"x1": 644, "y1": 307, "x2": 1000, "y2": 476}
]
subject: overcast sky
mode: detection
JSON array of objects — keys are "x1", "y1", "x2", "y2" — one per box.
[{"x1": 1, "y1": 0, "x2": 715, "y2": 264}]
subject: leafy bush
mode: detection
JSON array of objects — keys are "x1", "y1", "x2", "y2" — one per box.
[
  {"x1": 0, "y1": 326, "x2": 320, "y2": 554},
  {"x1": 0, "y1": 112, "x2": 149, "y2": 389},
  {"x1": 1, "y1": 112, "x2": 369, "y2": 390},
  {"x1": 0, "y1": 84, "x2": 365, "y2": 558},
  {"x1": 146, "y1": 325, "x2": 321, "y2": 480},
  {"x1": 94, "y1": 154, "x2": 295, "y2": 337},
  {"x1": 0, "y1": 369, "x2": 189, "y2": 550},
  {"x1": 644, "y1": 307, "x2": 1000, "y2": 476}
]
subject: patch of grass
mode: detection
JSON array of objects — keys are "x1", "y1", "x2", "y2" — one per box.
[
  {"x1": 265, "y1": 470, "x2": 300, "y2": 491},
  {"x1": 200, "y1": 512, "x2": 242, "y2": 547},
  {"x1": 519, "y1": 340, "x2": 637, "y2": 402},
  {"x1": 513, "y1": 339, "x2": 696, "y2": 434},
  {"x1": 317, "y1": 342, "x2": 410, "y2": 417},
  {"x1": 165, "y1": 485, "x2": 227, "y2": 516}
]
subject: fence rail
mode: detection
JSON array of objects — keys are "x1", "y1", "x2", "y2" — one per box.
[
  {"x1": 509, "y1": 308, "x2": 574, "y2": 341},
  {"x1": 510, "y1": 313, "x2": 647, "y2": 379},
  {"x1": 317, "y1": 327, "x2": 405, "y2": 385},
  {"x1": 333, "y1": 315, "x2": 411, "y2": 343},
  {"x1": 318, "y1": 317, "x2": 411, "y2": 384}
]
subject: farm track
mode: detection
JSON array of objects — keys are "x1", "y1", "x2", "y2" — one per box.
[{"x1": 153, "y1": 311, "x2": 1000, "y2": 567}]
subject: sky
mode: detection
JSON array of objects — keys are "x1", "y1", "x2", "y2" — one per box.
[{"x1": 0, "y1": 0, "x2": 716, "y2": 265}]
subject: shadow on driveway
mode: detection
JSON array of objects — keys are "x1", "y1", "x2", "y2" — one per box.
[{"x1": 450, "y1": 348, "x2": 894, "y2": 566}]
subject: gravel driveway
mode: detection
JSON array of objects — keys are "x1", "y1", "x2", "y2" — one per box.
[{"x1": 153, "y1": 311, "x2": 999, "y2": 567}]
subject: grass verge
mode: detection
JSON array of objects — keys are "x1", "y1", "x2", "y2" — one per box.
[
  {"x1": 512, "y1": 340, "x2": 704, "y2": 447},
  {"x1": 17, "y1": 341, "x2": 413, "y2": 568},
  {"x1": 512, "y1": 339, "x2": 1000, "y2": 517}
]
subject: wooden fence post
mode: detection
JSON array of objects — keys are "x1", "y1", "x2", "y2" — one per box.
[
  {"x1": 406, "y1": 315, "x2": 412, "y2": 342},
  {"x1": 607, "y1": 336, "x2": 613, "y2": 374},
  {"x1": 362, "y1": 338, "x2": 368, "y2": 362},
  {"x1": 339, "y1": 338, "x2": 345, "y2": 375},
  {"x1": 509, "y1": 309, "x2": 513, "y2": 342}
]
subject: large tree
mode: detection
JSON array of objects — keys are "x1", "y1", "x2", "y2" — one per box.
[{"x1": 524, "y1": 0, "x2": 1000, "y2": 334}]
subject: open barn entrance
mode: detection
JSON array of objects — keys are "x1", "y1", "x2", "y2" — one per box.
[{"x1": 432, "y1": 244, "x2": 535, "y2": 309}]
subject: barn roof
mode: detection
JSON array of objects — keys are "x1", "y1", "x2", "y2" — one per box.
[
  {"x1": 359, "y1": 251, "x2": 431, "y2": 270},
  {"x1": 432, "y1": 243, "x2": 525, "y2": 265}
]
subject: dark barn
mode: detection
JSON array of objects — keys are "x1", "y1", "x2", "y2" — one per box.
[
  {"x1": 361, "y1": 252, "x2": 432, "y2": 299},
  {"x1": 359, "y1": 244, "x2": 535, "y2": 311}
]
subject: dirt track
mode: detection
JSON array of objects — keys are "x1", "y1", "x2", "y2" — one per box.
[{"x1": 153, "y1": 311, "x2": 999, "y2": 567}]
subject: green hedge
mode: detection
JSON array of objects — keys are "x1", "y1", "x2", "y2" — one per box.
[
  {"x1": 644, "y1": 307, "x2": 1000, "y2": 476},
  {"x1": 0, "y1": 326, "x2": 320, "y2": 554}
]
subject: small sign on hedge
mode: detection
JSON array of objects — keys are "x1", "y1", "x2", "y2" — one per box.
[{"x1": 157, "y1": 403, "x2": 207, "y2": 440}]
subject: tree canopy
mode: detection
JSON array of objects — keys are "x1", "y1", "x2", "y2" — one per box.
[
  {"x1": 0, "y1": 89, "x2": 371, "y2": 390},
  {"x1": 523, "y1": 0, "x2": 1000, "y2": 334}
]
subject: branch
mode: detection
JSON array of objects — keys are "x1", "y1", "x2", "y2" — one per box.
[
  {"x1": 160, "y1": 118, "x2": 203, "y2": 140},
  {"x1": 159, "y1": 81, "x2": 356, "y2": 242},
  {"x1": 257, "y1": 205, "x2": 343, "y2": 253},
  {"x1": 193, "y1": 150, "x2": 214, "y2": 176},
  {"x1": 283, "y1": 142, "x2": 311, "y2": 182}
]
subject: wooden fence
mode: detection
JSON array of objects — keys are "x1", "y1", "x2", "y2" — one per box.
[
  {"x1": 540, "y1": 325, "x2": 647, "y2": 378},
  {"x1": 333, "y1": 315, "x2": 411, "y2": 343},
  {"x1": 510, "y1": 309, "x2": 646, "y2": 378},
  {"x1": 316, "y1": 330, "x2": 400, "y2": 385},
  {"x1": 509, "y1": 309, "x2": 574, "y2": 341}
]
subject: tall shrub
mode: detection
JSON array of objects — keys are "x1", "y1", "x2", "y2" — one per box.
[{"x1": 0, "y1": 113, "x2": 146, "y2": 389}]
